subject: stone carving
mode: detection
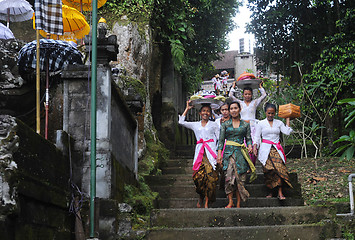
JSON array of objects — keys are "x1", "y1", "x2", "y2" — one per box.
[
  {"x1": 0, "y1": 39, "x2": 34, "y2": 117},
  {"x1": 0, "y1": 115, "x2": 19, "y2": 206}
]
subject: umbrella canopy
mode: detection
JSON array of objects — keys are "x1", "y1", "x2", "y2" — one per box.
[
  {"x1": 33, "y1": 5, "x2": 90, "y2": 40},
  {"x1": 0, "y1": 0, "x2": 34, "y2": 26},
  {"x1": 0, "y1": 22, "x2": 15, "y2": 39},
  {"x1": 62, "y1": 0, "x2": 107, "y2": 12},
  {"x1": 18, "y1": 39, "x2": 83, "y2": 76}
]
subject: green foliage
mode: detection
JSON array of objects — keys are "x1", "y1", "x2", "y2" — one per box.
[
  {"x1": 338, "y1": 98, "x2": 355, "y2": 129},
  {"x1": 331, "y1": 98, "x2": 355, "y2": 160},
  {"x1": 100, "y1": 0, "x2": 154, "y2": 22},
  {"x1": 101, "y1": 0, "x2": 239, "y2": 92},
  {"x1": 247, "y1": 0, "x2": 354, "y2": 80}
]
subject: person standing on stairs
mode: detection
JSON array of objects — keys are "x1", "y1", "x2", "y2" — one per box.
[
  {"x1": 216, "y1": 101, "x2": 256, "y2": 208},
  {"x1": 215, "y1": 102, "x2": 231, "y2": 190},
  {"x1": 178, "y1": 100, "x2": 220, "y2": 208},
  {"x1": 229, "y1": 81, "x2": 267, "y2": 165},
  {"x1": 215, "y1": 102, "x2": 230, "y2": 127},
  {"x1": 253, "y1": 103, "x2": 293, "y2": 200}
]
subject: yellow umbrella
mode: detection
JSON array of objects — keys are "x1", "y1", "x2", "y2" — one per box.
[
  {"x1": 33, "y1": 5, "x2": 90, "y2": 40},
  {"x1": 62, "y1": 0, "x2": 107, "y2": 12}
]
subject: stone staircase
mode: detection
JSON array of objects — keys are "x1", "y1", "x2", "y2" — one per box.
[{"x1": 145, "y1": 145, "x2": 340, "y2": 239}]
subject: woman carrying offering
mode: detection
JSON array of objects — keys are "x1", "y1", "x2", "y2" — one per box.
[
  {"x1": 229, "y1": 82, "x2": 267, "y2": 164},
  {"x1": 217, "y1": 102, "x2": 256, "y2": 208},
  {"x1": 253, "y1": 103, "x2": 293, "y2": 200},
  {"x1": 179, "y1": 100, "x2": 220, "y2": 208}
]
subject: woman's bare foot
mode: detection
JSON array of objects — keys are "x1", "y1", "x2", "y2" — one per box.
[
  {"x1": 266, "y1": 193, "x2": 273, "y2": 198},
  {"x1": 277, "y1": 195, "x2": 286, "y2": 200},
  {"x1": 197, "y1": 197, "x2": 203, "y2": 208},
  {"x1": 225, "y1": 202, "x2": 234, "y2": 208},
  {"x1": 204, "y1": 197, "x2": 209, "y2": 208},
  {"x1": 277, "y1": 187, "x2": 285, "y2": 200}
]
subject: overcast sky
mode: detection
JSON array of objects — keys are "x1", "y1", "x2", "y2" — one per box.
[{"x1": 227, "y1": 1, "x2": 255, "y2": 52}]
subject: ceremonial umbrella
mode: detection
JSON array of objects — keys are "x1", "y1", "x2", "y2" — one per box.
[
  {"x1": 32, "y1": 5, "x2": 90, "y2": 40},
  {"x1": 18, "y1": 39, "x2": 83, "y2": 138},
  {"x1": 0, "y1": 0, "x2": 34, "y2": 28},
  {"x1": 62, "y1": 0, "x2": 107, "y2": 12},
  {"x1": 0, "y1": 22, "x2": 15, "y2": 39}
]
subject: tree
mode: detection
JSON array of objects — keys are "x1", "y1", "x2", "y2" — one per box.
[{"x1": 246, "y1": 0, "x2": 354, "y2": 83}]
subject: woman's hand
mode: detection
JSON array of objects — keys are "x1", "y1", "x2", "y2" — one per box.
[
  {"x1": 217, "y1": 151, "x2": 222, "y2": 165},
  {"x1": 232, "y1": 81, "x2": 236, "y2": 88},
  {"x1": 253, "y1": 144, "x2": 258, "y2": 156},
  {"x1": 259, "y1": 81, "x2": 263, "y2": 88},
  {"x1": 182, "y1": 100, "x2": 193, "y2": 116},
  {"x1": 247, "y1": 145, "x2": 253, "y2": 154},
  {"x1": 186, "y1": 100, "x2": 193, "y2": 110}
]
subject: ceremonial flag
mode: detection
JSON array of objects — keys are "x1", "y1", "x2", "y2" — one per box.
[{"x1": 34, "y1": 0, "x2": 63, "y2": 35}]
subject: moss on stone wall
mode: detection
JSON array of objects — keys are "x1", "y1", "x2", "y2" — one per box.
[
  {"x1": 116, "y1": 75, "x2": 147, "y2": 101},
  {"x1": 123, "y1": 128, "x2": 169, "y2": 231}
]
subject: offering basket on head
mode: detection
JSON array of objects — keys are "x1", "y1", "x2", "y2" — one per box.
[
  {"x1": 190, "y1": 90, "x2": 225, "y2": 110},
  {"x1": 235, "y1": 72, "x2": 262, "y2": 89}
]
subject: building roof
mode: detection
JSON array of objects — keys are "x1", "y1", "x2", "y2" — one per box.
[{"x1": 212, "y1": 50, "x2": 239, "y2": 70}]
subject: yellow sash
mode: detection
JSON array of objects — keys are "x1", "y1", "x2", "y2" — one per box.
[{"x1": 226, "y1": 140, "x2": 257, "y2": 182}]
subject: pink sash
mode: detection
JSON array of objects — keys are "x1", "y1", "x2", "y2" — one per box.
[
  {"x1": 262, "y1": 139, "x2": 286, "y2": 163},
  {"x1": 193, "y1": 139, "x2": 217, "y2": 171}
]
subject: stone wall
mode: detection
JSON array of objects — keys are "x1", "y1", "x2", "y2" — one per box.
[
  {"x1": 110, "y1": 18, "x2": 188, "y2": 150},
  {"x1": 0, "y1": 115, "x2": 73, "y2": 240},
  {"x1": 60, "y1": 64, "x2": 138, "y2": 201}
]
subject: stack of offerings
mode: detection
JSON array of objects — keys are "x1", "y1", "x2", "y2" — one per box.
[
  {"x1": 278, "y1": 103, "x2": 301, "y2": 119},
  {"x1": 190, "y1": 90, "x2": 225, "y2": 110},
  {"x1": 236, "y1": 72, "x2": 262, "y2": 89}
]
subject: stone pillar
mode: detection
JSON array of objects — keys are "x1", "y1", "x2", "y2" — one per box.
[
  {"x1": 60, "y1": 32, "x2": 138, "y2": 202},
  {"x1": 160, "y1": 54, "x2": 187, "y2": 150}
]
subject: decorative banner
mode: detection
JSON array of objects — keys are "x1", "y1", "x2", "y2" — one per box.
[{"x1": 34, "y1": 0, "x2": 63, "y2": 35}]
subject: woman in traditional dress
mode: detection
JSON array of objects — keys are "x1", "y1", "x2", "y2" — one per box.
[
  {"x1": 215, "y1": 102, "x2": 230, "y2": 189},
  {"x1": 253, "y1": 103, "x2": 293, "y2": 200},
  {"x1": 179, "y1": 100, "x2": 220, "y2": 208},
  {"x1": 217, "y1": 102, "x2": 256, "y2": 208},
  {"x1": 229, "y1": 82, "x2": 267, "y2": 164},
  {"x1": 215, "y1": 102, "x2": 230, "y2": 127}
]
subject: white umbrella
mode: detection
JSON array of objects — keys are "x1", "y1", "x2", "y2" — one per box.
[
  {"x1": 0, "y1": 22, "x2": 15, "y2": 39},
  {"x1": 0, "y1": 0, "x2": 34, "y2": 28}
]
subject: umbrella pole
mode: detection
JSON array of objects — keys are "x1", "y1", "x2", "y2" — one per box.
[
  {"x1": 7, "y1": 9, "x2": 9, "y2": 28},
  {"x1": 45, "y1": 59, "x2": 49, "y2": 140},
  {"x1": 36, "y1": 30, "x2": 41, "y2": 134}
]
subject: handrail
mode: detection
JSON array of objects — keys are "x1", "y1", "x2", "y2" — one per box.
[{"x1": 336, "y1": 173, "x2": 355, "y2": 217}]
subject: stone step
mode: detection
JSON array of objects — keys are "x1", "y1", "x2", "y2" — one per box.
[
  {"x1": 147, "y1": 224, "x2": 340, "y2": 240},
  {"x1": 150, "y1": 184, "x2": 302, "y2": 199},
  {"x1": 161, "y1": 159, "x2": 191, "y2": 168},
  {"x1": 161, "y1": 165, "x2": 264, "y2": 174},
  {"x1": 0, "y1": 216, "x2": 11, "y2": 239},
  {"x1": 157, "y1": 197, "x2": 304, "y2": 209},
  {"x1": 150, "y1": 206, "x2": 332, "y2": 228},
  {"x1": 146, "y1": 172, "x2": 299, "y2": 186}
]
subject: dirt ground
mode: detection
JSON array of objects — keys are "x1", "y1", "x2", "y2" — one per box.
[{"x1": 287, "y1": 157, "x2": 355, "y2": 205}]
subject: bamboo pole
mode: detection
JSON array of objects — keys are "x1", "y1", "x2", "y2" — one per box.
[{"x1": 36, "y1": 30, "x2": 40, "y2": 134}]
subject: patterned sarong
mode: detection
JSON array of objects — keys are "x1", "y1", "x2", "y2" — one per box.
[
  {"x1": 263, "y1": 147, "x2": 293, "y2": 189},
  {"x1": 224, "y1": 157, "x2": 249, "y2": 202},
  {"x1": 193, "y1": 154, "x2": 219, "y2": 203}
]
